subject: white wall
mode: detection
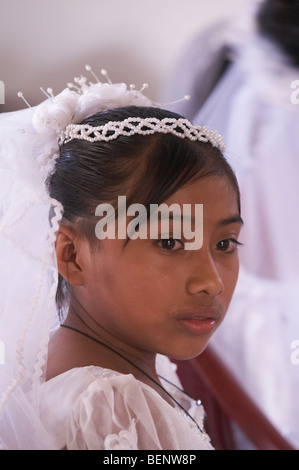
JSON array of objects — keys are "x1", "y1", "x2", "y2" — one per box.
[{"x1": 0, "y1": 0, "x2": 249, "y2": 111}]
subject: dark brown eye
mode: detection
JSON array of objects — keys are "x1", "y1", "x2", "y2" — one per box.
[
  {"x1": 217, "y1": 240, "x2": 230, "y2": 251},
  {"x1": 216, "y1": 239, "x2": 241, "y2": 253},
  {"x1": 158, "y1": 238, "x2": 182, "y2": 251}
]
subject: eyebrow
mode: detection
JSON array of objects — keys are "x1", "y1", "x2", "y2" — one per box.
[
  {"x1": 218, "y1": 215, "x2": 244, "y2": 227},
  {"x1": 165, "y1": 213, "x2": 244, "y2": 225}
]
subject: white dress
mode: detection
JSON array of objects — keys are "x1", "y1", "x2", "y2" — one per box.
[{"x1": 37, "y1": 355, "x2": 213, "y2": 450}]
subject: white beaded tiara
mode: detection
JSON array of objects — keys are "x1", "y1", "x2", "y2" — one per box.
[
  {"x1": 17, "y1": 65, "x2": 225, "y2": 156},
  {"x1": 59, "y1": 117, "x2": 225, "y2": 151}
]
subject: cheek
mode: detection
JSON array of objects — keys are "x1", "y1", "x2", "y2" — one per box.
[
  {"x1": 91, "y1": 254, "x2": 151, "y2": 307},
  {"x1": 221, "y1": 257, "x2": 240, "y2": 305},
  {"x1": 101, "y1": 253, "x2": 183, "y2": 315},
  {"x1": 117, "y1": 262, "x2": 171, "y2": 305}
]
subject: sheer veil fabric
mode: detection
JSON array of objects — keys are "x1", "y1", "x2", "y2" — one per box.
[{"x1": 0, "y1": 106, "x2": 64, "y2": 449}]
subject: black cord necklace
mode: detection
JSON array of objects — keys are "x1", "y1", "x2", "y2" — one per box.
[{"x1": 59, "y1": 323, "x2": 203, "y2": 433}]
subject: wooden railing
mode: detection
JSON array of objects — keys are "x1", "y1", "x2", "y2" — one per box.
[{"x1": 173, "y1": 346, "x2": 295, "y2": 450}]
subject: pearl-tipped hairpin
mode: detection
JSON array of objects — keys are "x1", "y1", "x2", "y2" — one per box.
[
  {"x1": 40, "y1": 87, "x2": 55, "y2": 99},
  {"x1": 18, "y1": 86, "x2": 55, "y2": 109},
  {"x1": 85, "y1": 64, "x2": 100, "y2": 83},
  {"x1": 17, "y1": 91, "x2": 32, "y2": 108},
  {"x1": 100, "y1": 68, "x2": 112, "y2": 84},
  {"x1": 85, "y1": 65, "x2": 113, "y2": 84},
  {"x1": 139, "y1": 83, "x2": 149, "y2": 93},
  {"x1": 166, "y1": 95, "x2": 191, "y2": 105}
]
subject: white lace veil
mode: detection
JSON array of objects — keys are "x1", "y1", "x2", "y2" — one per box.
[{"x1": 0, "y1": 106, "x2": 63, "y2": 449}]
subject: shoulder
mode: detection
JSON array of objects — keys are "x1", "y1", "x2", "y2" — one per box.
[
  {"x1": 41, "y1": 354, "x2": 177, "y2": 407},
  {"x1": 38, "y1": 358, "x2": 213, "y2": 450},
  {"x1": 38, "y1": 365, "x2": 141, "y2": 449},
  {"x1": 40, "y1": 358, "x2": 177, "y2": 421}
]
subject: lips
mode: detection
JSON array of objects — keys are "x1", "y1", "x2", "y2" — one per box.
[{"x1": 176, "y1": 308, "x2": 220, "y2": 335}]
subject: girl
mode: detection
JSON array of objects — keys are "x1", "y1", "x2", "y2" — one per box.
[{"x1": 0, "y1": 70, "x2": 242, "y2": 450}]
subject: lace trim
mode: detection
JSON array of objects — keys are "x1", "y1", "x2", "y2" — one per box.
[
  {"x1": 85, "y1": 366, "x2": 120, "y2": 380},
  {"x1": 104, "y1": 420, "x2": 138, "y2": 450},
  {"x1": 0, "y1": 198, "x2": 62, "y2": 413},
  {"x1": 175, "y1": 407, "x2": 210, "y2": 443},
  {"x1": 32, "y1": 200, "x2": 63, "y2": 404}
]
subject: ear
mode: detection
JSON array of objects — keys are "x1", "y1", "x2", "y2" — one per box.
[{"x1": 55, "y1": 225, "x2": 85, "y2": 286}]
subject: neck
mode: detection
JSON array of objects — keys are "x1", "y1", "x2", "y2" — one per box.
[
  {"x1": 58, "y1": 322, "x2": 204, "y2": 433},
  {"x1": 58, "y1": 322, "x2": 175, "y2": 406},
  {"x1": 62, "y1": 303, "x2": 158, "y2": 379}
]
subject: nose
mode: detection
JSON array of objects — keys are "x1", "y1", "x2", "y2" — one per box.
[{"x1": 186, "y1": 250, "x2": 224, "y2": 298}]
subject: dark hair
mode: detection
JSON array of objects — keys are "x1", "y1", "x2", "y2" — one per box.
[
  {"x1": 257, "y1": 0, "x2": 299, "y2": 67},
  {"x1": 48, "y1": 105, "x2": 240, "y2": 318}
]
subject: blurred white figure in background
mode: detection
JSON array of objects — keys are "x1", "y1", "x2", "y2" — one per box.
[{"x1": 165, "y1": 0, "x2": 299, "y2": 449}]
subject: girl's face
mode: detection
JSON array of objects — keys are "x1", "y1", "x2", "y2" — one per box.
[{"x1": 76, "y1": 175, "x2": 242, "y2": 361}]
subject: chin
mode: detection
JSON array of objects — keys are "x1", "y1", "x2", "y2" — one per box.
[{"x1": 167, "y1": 342, "x2": 210, "y2": 362}]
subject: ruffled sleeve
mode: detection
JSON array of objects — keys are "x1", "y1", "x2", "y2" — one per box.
[
  {"x1": 38, "y1": 362, "x2": 213, "y2": 450},
  {"x1": 66, "y1": 371, "x2": 141, "y2": 450}
]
